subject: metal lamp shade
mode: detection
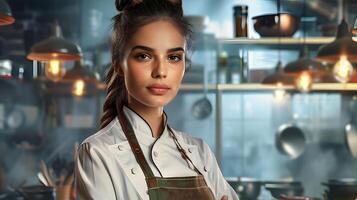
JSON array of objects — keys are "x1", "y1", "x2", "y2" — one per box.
[
  {"x1": 27, "y1": 36, "x2": 82, "y2": 61},
  {"x1": 62, "y1": 62, "x2": 98, "y2": 83},
  {"x1": 316, "y1": 19, "x2": 357, "y2": 63},
  {"x1": 285, "y1": 47, "x2": 326, "y2": 74},
  {"x1": 262, "y1": 62, "x2": 295, "y2": 85},
  {"x1": 0, "y1": 0, "x2": 15, "y2": 25}
]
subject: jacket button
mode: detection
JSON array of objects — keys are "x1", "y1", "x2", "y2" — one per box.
[
  {"x1": 118, "y1": 145, "x2": 123, "y2": 151},
  {"x1": 131, "y1": 168, "x2": 136, "y2": 175},
  {"x1": 153, "y1": 151, "x2": 158, "y2": 157},
  {"x1": 204, "y1": 166, "x2": 208, "y2": 172},
  {"x1": 188, "y1": 148, "x2": 192, "y2": 153}
]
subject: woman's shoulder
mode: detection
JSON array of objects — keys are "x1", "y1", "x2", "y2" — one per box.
[{"x1": 80, "y1": 117, "x2": 124, "y2": 149}]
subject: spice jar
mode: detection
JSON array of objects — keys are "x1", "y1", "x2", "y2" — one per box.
[{"x1": 233, "y1": 5, "x2": 248, "y2": 37}]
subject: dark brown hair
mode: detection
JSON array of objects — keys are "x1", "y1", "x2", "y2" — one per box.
[{"x1": 100, "y1": 0, "x2": 192, "y2": 129}]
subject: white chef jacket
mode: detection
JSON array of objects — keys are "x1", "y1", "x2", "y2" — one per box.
[{"x1": 75, "y1": 106, "x2": 239, "y2": 200}]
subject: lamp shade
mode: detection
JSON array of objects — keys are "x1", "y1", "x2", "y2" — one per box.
[
  {"x1": 62, "y1": 61, "x2": 99, "y2": 83},
  {"x1": 0, "y1": 0, "x2": 15, "y2": 26},
  {"x1": 262, "y1": 61, "x2": 295, "y2": 85},
  {"x1": 27, "y1": 36, "x2": 82, "y2": 61},
  {"x1": 316, "y1": 19, "x2": 357, "y2": 63},
  {"x1": 285, "y1": 47, "x2": 326, "y2": 74},
  {"x1": 27, "y1": 23, "x2": 82, "y2": 61}
]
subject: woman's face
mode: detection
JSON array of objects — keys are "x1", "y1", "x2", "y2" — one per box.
[{"x1": 121, "y1": 20, "x2": 186, "y2": 108}]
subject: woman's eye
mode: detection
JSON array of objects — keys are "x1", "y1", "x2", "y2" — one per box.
[
  {"x1": 168, "y1": 55, "x2": 182, "y2": 62},
  {"x1": 135, "y1": 53, "x2": 151, "y2": 61}
]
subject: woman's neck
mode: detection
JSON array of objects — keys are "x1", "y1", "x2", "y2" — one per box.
[{"x1": 127, "y1": 99, "x2": 165, "y2": 138}]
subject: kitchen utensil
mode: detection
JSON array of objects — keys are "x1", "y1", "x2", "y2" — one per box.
[
  {"x1": 280, "y1": 194, "x2": 319, "y2": 200},
  {"x1": 322, "y1": 179, "x2": 357, "y2": 200},
  {"x1": 18, "y1": 185, "x2": 55, "y2": 200},
  {"x1": 265, "y1": 183, "x2": 304, "y2": 199},
  {"x1": 276, "y1": 124, "x2": 306, "y2": 158},
  {"x1": 226, "y1": 177, "x2": 261, "y2": 200},
  {"x1": 192, "y1": 63, "x2": 212, "y2": 119},
  {"x1": 345, "y1": 96, "x2": 357, "y2": 158},
  {"x1": 252, "y1": 13, "x2": 300, "y2": 37},
  {"x1": 37, "y1": 172, "x2": 48, "y2": 187}
]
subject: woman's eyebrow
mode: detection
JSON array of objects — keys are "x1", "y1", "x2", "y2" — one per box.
[{"x1": 131, "y1": 45, "x2": 184, "y2": 53}]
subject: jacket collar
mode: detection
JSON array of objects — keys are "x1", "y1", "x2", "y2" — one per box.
[{"x1": 122, "y1": 105, "x2": 170, "y2": 139}]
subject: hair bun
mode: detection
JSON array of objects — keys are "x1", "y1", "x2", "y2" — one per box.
[
  {"x1": 167, "y1": 0, "x2": 182, "y2": 6},
  {"x1": 115, "y1": 0, "x2": 143, "y2": 12}
]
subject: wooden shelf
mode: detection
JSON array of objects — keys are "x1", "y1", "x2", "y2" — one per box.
[
  {"x1": 178, "y1": 83, "x2": 357, "y2": 92},
  {"x1": 97, "y1": 82, "x2": 357, "y2": 92},
  {"x1": 218, "y1": 37, "x2": 336, "y2": 50}
]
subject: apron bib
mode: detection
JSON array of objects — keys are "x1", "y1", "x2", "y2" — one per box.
[{"x1": 118, "y1": 109, "x2": 215, "y2": 200}]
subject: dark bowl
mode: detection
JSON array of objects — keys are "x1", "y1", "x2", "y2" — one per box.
[
  {"x1": 252, "y1": 13, "x2": 300, "y2": 37},
  {"x1": 18, "y1": 185, "x2": 55, "y2": 200},
  {"x1": 265, "y1": 184, "x2": 304, "y2": 199},
  {"x1": 227, "y1": 177, "x2": 262, "y2": 200}
]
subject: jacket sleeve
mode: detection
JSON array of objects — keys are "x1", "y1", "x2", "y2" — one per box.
[
  {"x1": 201, "y1": 141, "x2": 240, "y2": 200},
  {"x1": 75, "y1": 142, "x2": 117, "y2": 200}
]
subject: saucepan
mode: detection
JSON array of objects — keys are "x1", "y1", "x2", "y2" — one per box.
[
  {"x1": 252, "y1": 13, "x2": 300, "y2": 37},
  {"x1": 275, "y1": 124, "x2": 306, "y2": 159},
  {"x1": 322, "y1": 178, "x2": 357, "y2": 199},
  {"x1": 263, "y1": 181, "x2": 304, "y2": 199},
  {"x1": 226, "y1": 177, "x2": 261, "y2": 200}
]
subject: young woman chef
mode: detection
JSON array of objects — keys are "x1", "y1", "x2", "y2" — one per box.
[{"x1": 75, "y1": 0, "x2": 239, "y2": 199}]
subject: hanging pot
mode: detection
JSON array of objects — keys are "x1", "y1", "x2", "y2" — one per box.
[
  {"x1": 345, "y1": 96, "x2": 357, "y2": 158},
  {"x1": 276, "y1": 124, "x2": 306, "y2": 158}
]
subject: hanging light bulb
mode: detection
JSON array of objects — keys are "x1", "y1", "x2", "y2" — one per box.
[
  {"x1": 72, "y1": 79, "x2": 85, "y2": 97},
  {"x1": 274, "y1": 82, "x2": 286, "y2": 102},
  {"x1": 333, "y1": 55, "x2": 354, "y2": 83},
  {"x1": 44, "y1": 59, "x2": 66, "y2": 81},
  {"x1": 295, "y1": 71, "x2": 313, "y2": 92}
]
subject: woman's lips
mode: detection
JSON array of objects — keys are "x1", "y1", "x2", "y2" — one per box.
[{"x1": 147, "y1": 84, "x2": 170, "y2": 95}]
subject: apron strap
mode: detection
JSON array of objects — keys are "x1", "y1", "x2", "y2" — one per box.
[
  {"x1": 118, "y1": 110, "x2": 156, "y2": 179},
  {"x1": 167, "y1": 126, "x2": 203, "y2": 176}
]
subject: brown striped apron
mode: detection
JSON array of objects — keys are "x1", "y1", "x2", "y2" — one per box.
[{"x1": 118, "y1": 110, "x2": 215, "y2": 200}]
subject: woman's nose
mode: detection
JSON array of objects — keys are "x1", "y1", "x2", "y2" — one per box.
[{"x1": 152, "y1": 57, "x2": 168, "y2": 78}]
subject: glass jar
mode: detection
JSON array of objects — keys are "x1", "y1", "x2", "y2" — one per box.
[{"x1": 233, "y1": 5, "x2": 248, "y2": 37}]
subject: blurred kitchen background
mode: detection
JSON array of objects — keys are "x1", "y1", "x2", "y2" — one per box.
[{"x1": 0, "y1": 0, "x2": 357, "y2": 199}]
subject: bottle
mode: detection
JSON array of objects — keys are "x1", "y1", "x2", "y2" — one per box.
[
  {"x1": 227, "y1": 55, "x2": 241, "y2": 84},
  {"x1": 217, "y1": 51, "x2": 228, "y2": 84},
  {"x1": 233, "y1": 5, "x2": 248, "y2": 37}
]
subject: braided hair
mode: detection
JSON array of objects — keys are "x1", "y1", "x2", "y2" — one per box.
[{"x1": 100, "y1": 0, "x2": 192, "y2": 129}]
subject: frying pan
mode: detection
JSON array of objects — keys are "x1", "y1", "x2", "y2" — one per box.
[
  {"x1": 345, "y1": 96, "x2": 357, "y2": 158},
  {"x1": 276, "y1": 124, "x2": 306, "y2": 159}
]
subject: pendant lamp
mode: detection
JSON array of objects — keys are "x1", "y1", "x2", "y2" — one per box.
[
  {"x1": 0, "y1": 0, "x2": 14, "y2": 26},
  {"x1": 27, "y1": 22, "x2": 82, "y2": 61},
  {"x1": 316, "y1": 19, "x2": 357, "y2": 63},
  {"x1": 61, "y1": 61, "x2": 99, "y2": 97},
  {"x1": 316, "y1": 19, "x2": 357, "y2": 83},
  {"x1": 285, "y1": 46, "x2": 325, "y2": 74},
  {"x1": 262, "y1": 61, "x2": 295, "y2": 85}
]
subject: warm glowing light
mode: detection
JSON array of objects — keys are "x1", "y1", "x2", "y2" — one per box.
[
  {"x1": 295, "y1": 71, "x2": 312, "y2": 92},
  {"x1": 45, "y1": 60, "x2": 65, "y2": 81},
  {"x1": 333, "y1": 56, "x2": 354, "y2": 83},
  {"x1": 274, "y1": 82, "x2": 286, "y2": 101},
  {"x1": 73, "y1": 79, "x2": 85, "y2": 96}
]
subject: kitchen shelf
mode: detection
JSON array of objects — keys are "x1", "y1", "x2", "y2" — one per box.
[
  {"x1": 218, "y1": 37, "x2": 336, "y2": 50},
  {"x1": 178, "y1": 83, "x2": 357, "y2": 92}
]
